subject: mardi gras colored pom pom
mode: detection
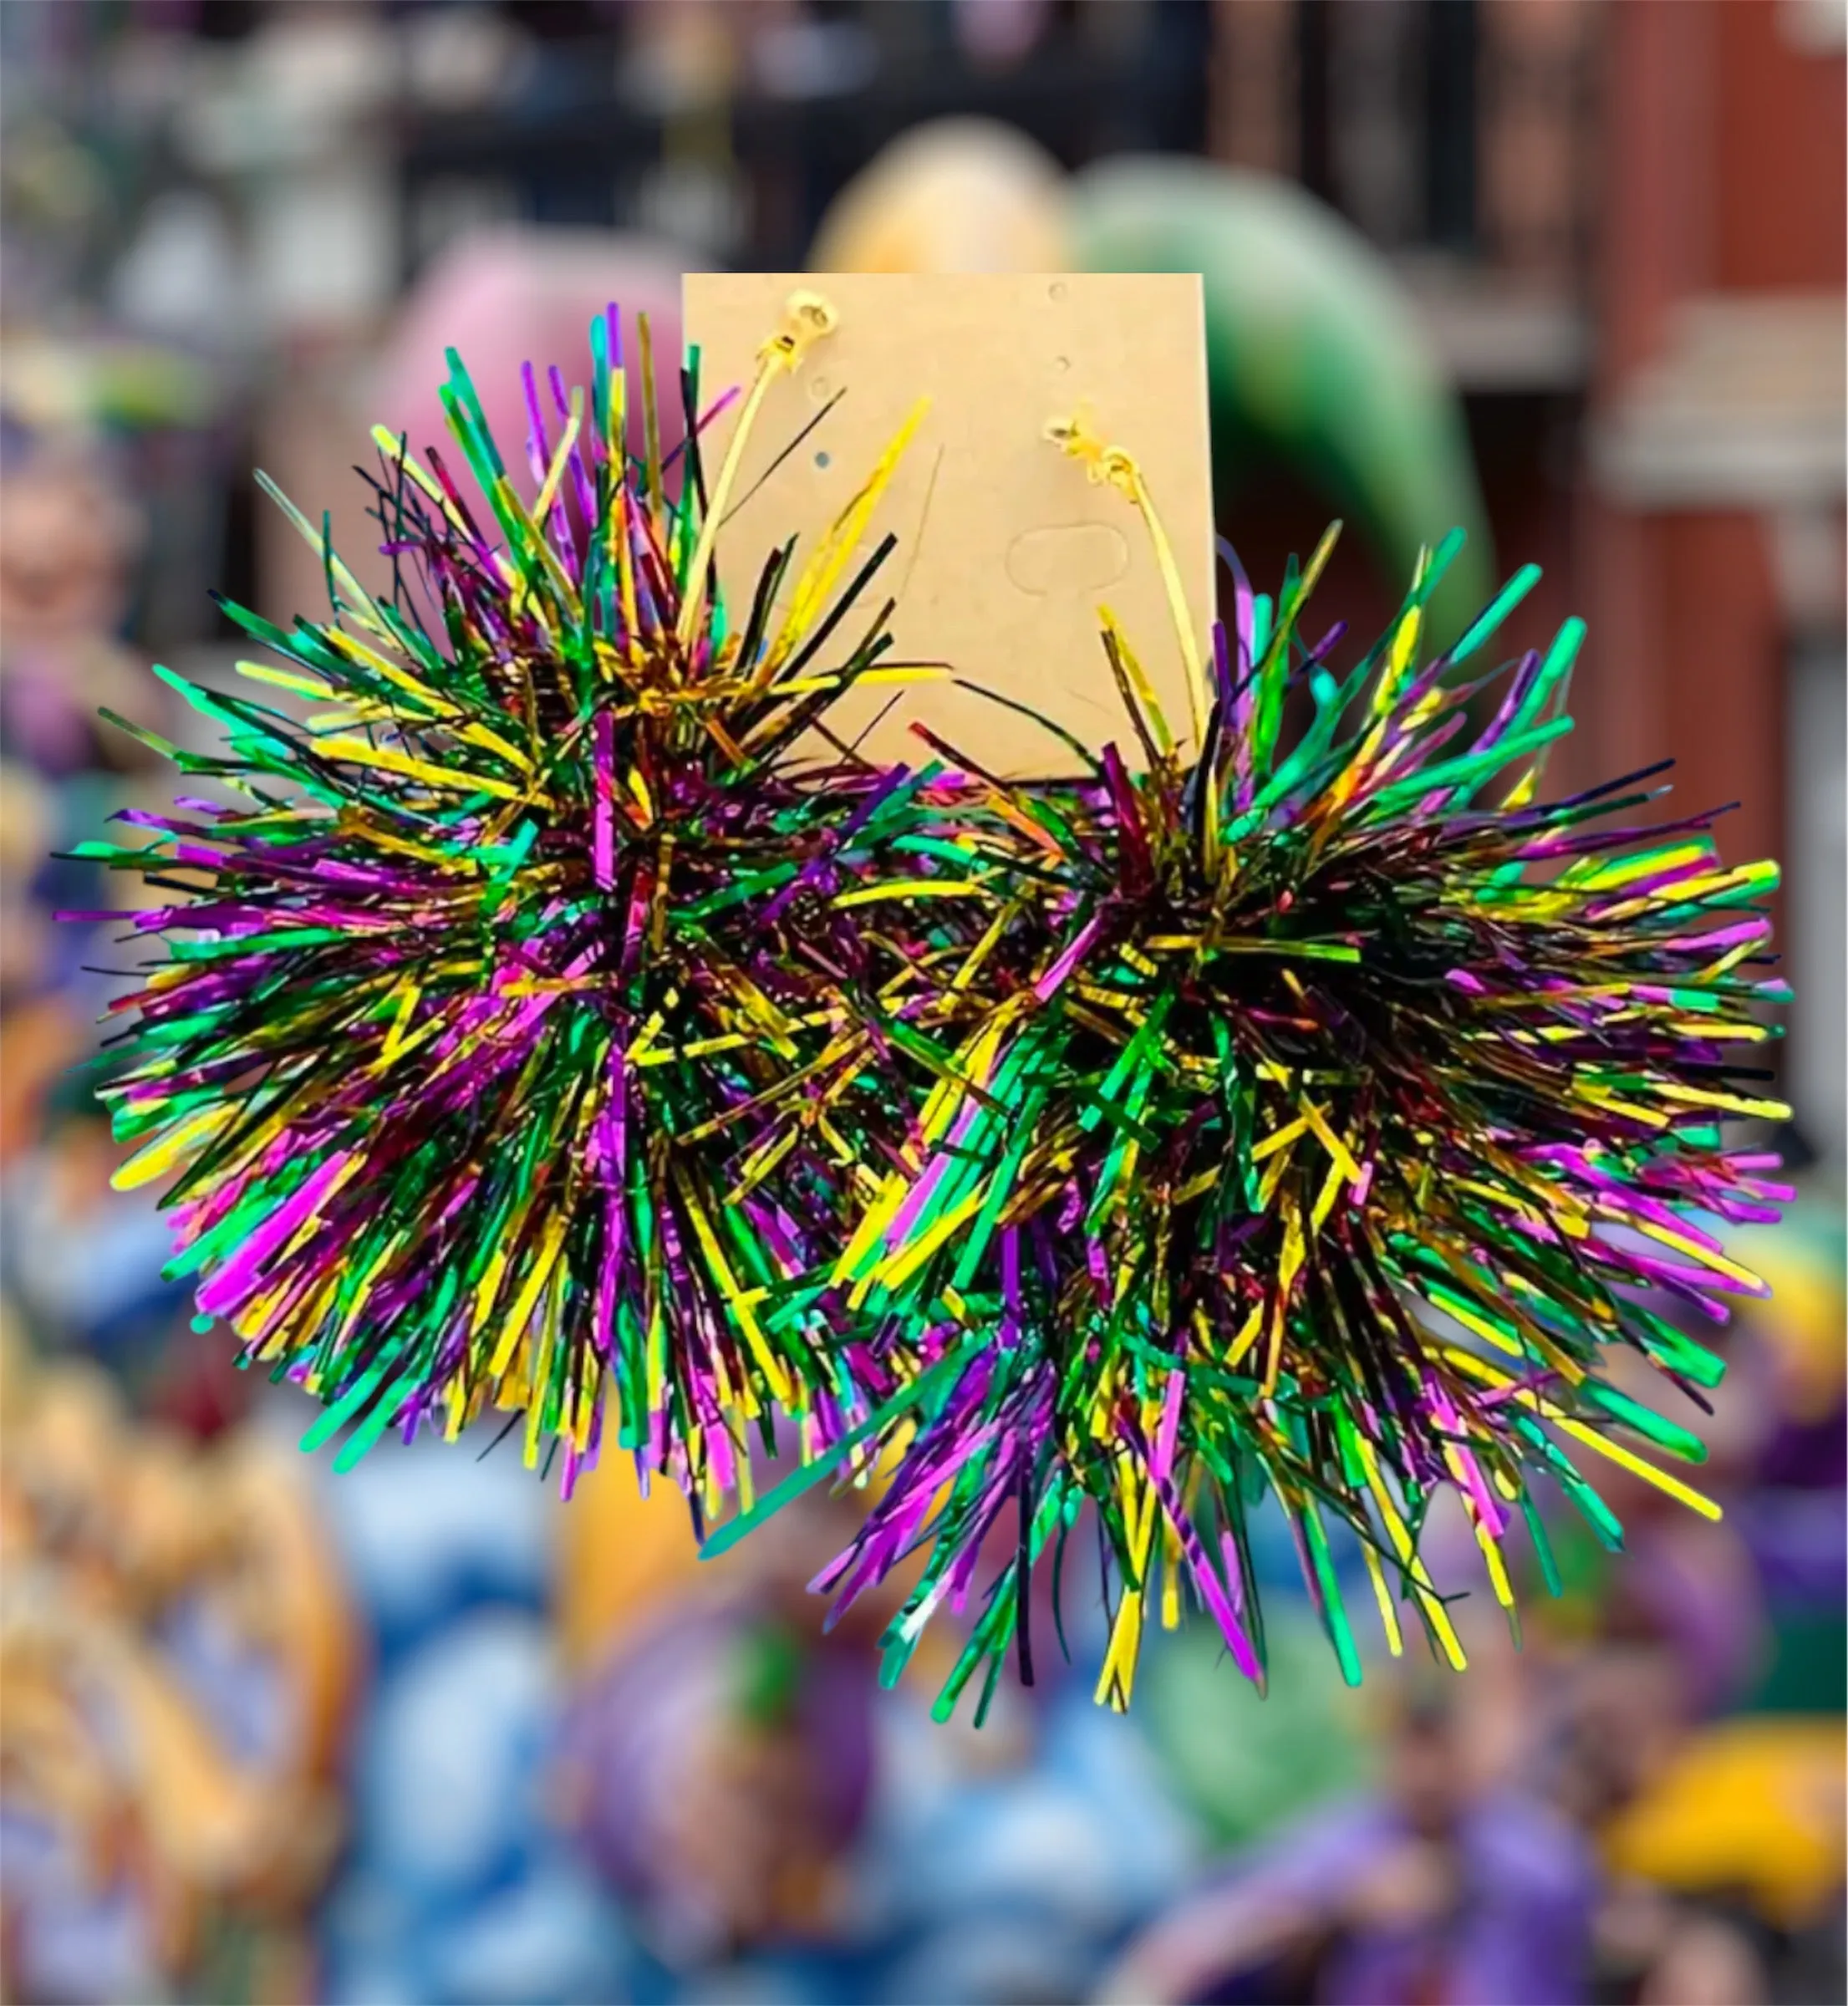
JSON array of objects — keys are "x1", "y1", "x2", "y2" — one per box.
[
  {"x1": 817, "y1": 488, "x2": 1790, "y2": 1721},
  {"x1": 75, "y1": 295, "x2": 958, "y2": 1502},
  {"x1": 71, "y1": 309, "x2": 1793, "y2": 1731}
]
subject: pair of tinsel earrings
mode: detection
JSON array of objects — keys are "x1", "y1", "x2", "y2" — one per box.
[{"x1": 76, "y1": 291, "x2": 1789, "y2": 1722}]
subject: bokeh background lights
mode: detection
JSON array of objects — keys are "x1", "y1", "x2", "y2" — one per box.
[{"x1": 1, "y1": 5, "x2": 1840, "y2": 2003}]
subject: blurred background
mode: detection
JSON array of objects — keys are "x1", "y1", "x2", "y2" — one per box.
[{"x1": 1, "y1": 3, "x2": 1842, "y2": 2002}]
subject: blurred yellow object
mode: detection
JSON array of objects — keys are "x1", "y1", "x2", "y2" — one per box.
[
  {"x1": 1603, "y1": 1717, "x2": 1846, "y2": 1928},
  {"x1": 0, "y1": 1336, "x2": 357, "y2": 1995},
  {"x1": 556, "y1": 1434, "x2": 926, "y2": 1678},
  {"x1": 809, "y1": 117, "x2": 1069, "y2": 274},
  {"x1": 1730, "y1": 1204, "x2": 1846, "y2": 1422},
  {"x1": 0, "y1": 999, "x2": 85, "y2": 1165},
  {"x1": 556, "y1": 1448, "x2": 714, "y2": 1673}
]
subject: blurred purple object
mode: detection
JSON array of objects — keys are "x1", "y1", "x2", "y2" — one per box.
[
  {"x1": 1330, "y1": 1804, "x2": 1590, "y2": 2006},
  {"x1": 561, "y1": 1601, "x2": 873, "y2": 1961},
  {"x1": 1617, "y1": 1519, "x2": 1769, "y2": 1716},
  {"x1": 1735, "y1": 1489, "x2": 1848, "y2": 1611},
  {"x1": 1, "y1": 657, "x2": 100, "y2": 775},
  {"x1": 1204, "y1": 1795, "x2": 1595, "y2": 2006},
  {"x1": 1760, "y1": 1409, "x2": 1848, "y2": 1489}
]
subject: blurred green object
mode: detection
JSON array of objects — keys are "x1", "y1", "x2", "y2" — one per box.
[
  {"x1": 1752, "y1": 1618, "x2": 1848, "y2": 1715},
  {"x1": 1070, "y1": 158, "x2": 1494, "y2": 645},
  {"x1": 733, "y1": 1617, "x2": 805, "y2": 1729},
  {"x1": 0, "y1": 333, "x2": 217, "y2": 434},
  {"x1": 1139, "y1": 1610, "x2": 1374, "y2": 1851}
]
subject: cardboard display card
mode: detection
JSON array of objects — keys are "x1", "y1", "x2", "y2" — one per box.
[{"x1": 683, "y1": 272, "x2": 1214, "y2": 775}]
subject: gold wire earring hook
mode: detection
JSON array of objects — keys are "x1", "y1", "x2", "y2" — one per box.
[
  {"x1": 677, "y1": 290, "x2": 841, "y2": 653},
  {"x1": 1046, "y1": 409, "x2": 1209, "y2": 748},
  {"x1": 762, "y1": 289, "x2": 839, "y2": 368}
]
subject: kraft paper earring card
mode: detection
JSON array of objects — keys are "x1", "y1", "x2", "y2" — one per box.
[{"x1": 684, "y1": 270, "x2": 1214, "y2": 775}]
